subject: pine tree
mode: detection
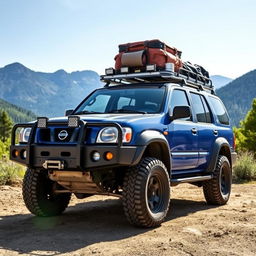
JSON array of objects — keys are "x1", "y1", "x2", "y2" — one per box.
[
  {"x1": 0, "y1": 111, "x2": 13, "y2": 142},
  {"x1": 234, "y1": 98, "x2": 256, "y2": 152}
]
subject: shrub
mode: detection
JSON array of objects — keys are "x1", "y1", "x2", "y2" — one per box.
[
  {"x1": 0, "y1": 160, "x2": 25, "y2": 185},
  {"x1": 233, "y1": 151, "x2": 256, "y2": 181},
  {"x1": 0, "y1": 139, "x2": 9, "y2": 159}
]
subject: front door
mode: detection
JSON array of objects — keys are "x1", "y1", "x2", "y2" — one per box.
[{"x1": 168, "y1": 89, "x2": 198, "y2": 171}]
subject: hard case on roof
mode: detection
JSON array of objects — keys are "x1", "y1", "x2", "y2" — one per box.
[{"x1": 115, "y1": 39, "x2": 183, "y2": 72}]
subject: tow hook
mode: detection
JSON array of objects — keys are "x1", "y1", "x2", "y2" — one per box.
[{"x1": 42, "y1": 160, "x2": 65, "y2": 170}]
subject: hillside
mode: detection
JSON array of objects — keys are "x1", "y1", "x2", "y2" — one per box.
[
  {"x1": 210, "y1": 75, "x2": 233, "y2": 89},
  {"x1": 0, "y1": 98, "x2": 36, "y2": 123},
  {"x1": 0, "y1": 63, "x2": 102, "y2": 117},
  {"x1": 216, "y1": 69, "x2": 256, "y2": 127}
]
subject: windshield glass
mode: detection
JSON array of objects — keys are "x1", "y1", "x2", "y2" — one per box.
[{"x1": 74, "y1": 86, "x2": 165, "y2": 114}]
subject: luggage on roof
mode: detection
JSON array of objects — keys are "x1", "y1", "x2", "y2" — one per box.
[
  {"x1": 115, "y1": 39, "x2": 183, "y2": 72},
  {"x1": 181, "y1": 61, "x2": 210, "y2": 83},
  {"x1": 103, "y1": 39, "x2": 213, "y2": 92}
]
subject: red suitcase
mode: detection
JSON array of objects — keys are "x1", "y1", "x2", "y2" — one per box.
[{"x1": 115, "y1": 39, "x2": 183, "y2": 72}]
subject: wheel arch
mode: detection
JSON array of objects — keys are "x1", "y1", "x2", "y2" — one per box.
[
  {"x1": 133, "y1": 130, "x2": 171, "y2": 175},
  {"x1": 207, "y1": 137, "x2": 232, "y2": 172}
]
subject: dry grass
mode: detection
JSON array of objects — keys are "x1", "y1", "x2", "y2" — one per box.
[
  {"x1": 0, "y1": 160, "x2": 25, "y2": 185},
  {"x1": 233, "y1": 151, "x2": 256, "y2": 181}
]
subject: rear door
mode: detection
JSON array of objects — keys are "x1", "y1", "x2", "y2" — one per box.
[
  {"x1": 189, "y1": 92, "x2": 216, "y2": 170},
  {"x1": 167, "y1": 89, "x2": 198, "y2": 171}
]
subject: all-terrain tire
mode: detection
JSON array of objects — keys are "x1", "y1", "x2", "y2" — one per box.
[
  {"x1": 203, "y1": 155, "x2": 232, "y2": 205},
  {"x1": 122, "y1": 157, "x2": 170, "y2": 227},
  {"x1": 22, "y1": 169, "x2": 71, "y2": 216}
]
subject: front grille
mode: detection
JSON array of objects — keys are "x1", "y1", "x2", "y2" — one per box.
[
  {"x1": 54, "y1": 128, "x2": 75, "y2": 142},
  {"x1": 37, "y1": 127, "x2": 79, "y2": 143}
]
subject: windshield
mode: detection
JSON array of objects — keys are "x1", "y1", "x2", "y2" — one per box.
[{"x1": 74, "y1": 86, "x2": 166, "y2": 114}]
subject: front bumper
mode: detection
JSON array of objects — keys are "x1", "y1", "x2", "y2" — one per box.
[
  {"x1": 10, "y1": 121, "x2": 145, "y2": 171},
  {"x1": 10, "y1": 144, "x2": 145, "y2": 170}
]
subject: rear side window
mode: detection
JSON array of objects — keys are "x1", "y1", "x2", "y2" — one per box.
[
  {"x1": 170, "y1": 89, "x2": 191, "y2": 120},
  {"x1": 209, "y1": 97, "x2": 229, "y2": 125},
  {"x1": 201, "y1": 96, "x2": 212, "y2": 123},
  {"x1": 190, "y1": 93, "x2": 212, "y2": 123}
]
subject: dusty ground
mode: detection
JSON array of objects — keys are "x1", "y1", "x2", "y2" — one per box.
[{"x1": 0, "y1": 183, "x2": 255, "y2": 256}]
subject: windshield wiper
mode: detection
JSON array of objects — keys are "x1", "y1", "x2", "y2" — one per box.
[
  {"x1": 109, "y1": 109, "x2": 147, "y2": 114},
  {"x1": 75, "y1": 110, "x2": 103, "y2": 115}
]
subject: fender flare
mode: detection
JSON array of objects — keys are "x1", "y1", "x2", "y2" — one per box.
[
  {"x1": 206, "y1": 137, "x2": 231, "y2": 172},
  {"x1": 132, "y1": 130, "x2": 171, "y2": 173}
]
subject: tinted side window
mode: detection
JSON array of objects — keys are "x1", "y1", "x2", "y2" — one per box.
[
  {"x1": 190, "y1": 93, "x2": 206, "y2": 122},
  {"x1": 170, "y1": 89, "x2": 191, "y2": 120},
  {"x1": 209, "y1": 97, "x2": 229, "y2": 125},
  {"x1": 201, "y1": 96, "x2": 212, "y2": 123}
]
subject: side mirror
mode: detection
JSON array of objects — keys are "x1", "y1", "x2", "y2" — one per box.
[
  {"x1": 65, "y1": 109, "x2": 74, "y2": 116},
  {"x1": 170, "y1": 106, "x2": 191, "y2": 120}
]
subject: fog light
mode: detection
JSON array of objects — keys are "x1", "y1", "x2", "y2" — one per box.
[
  {"x1": 120, "y1": 67, "x2": 129, "y2": 73},
  {"x1": 105, "y1": 68, "x2": 115, "y2": 75},
  {"x1": 146, "y1": 64, "x2": 156, "y2": 72},
  {"x1": 21, "y1": 150, "x2": 27, "y2": 159},
  {"x1": 105, "y1": 152, "x2": 113, "y2": 161},
  {"x1": 92, "y1": 151, "x2": 100, "y2": 161}
]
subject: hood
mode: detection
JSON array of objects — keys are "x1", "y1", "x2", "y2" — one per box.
[{"x1": 47, "y1": 113, "x2": 165, "y2": 127}]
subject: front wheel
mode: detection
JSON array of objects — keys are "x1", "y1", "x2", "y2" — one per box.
[
  {"x1": 22, "y1": 169, "x2": 71, "y2": 216},
  {"x1": 203, "y1": 155, "x2": 232, "y2": 205},
  {"x1": 122, "y1": 157, "x2": 170, "y2": 227}
]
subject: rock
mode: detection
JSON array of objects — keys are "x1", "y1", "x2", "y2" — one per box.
[
  {"x1": 183, "y1": 227, "x2": 202, "y2": 236},
  {"x1": 213, "y1": 232, "x2": 222, "y2": 237}
]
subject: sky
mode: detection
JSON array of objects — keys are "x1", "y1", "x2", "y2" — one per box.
[{"x1": 0, "y1": 0, "x2": 256, "y2": 79}]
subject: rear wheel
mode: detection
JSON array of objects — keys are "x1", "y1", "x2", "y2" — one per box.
[
  {"x1": 22, "y1": 169, "x2": 71, "y2": 216},
  {"x1": 203, "y1": 155, "x2": 232, "y2": 205},
  {"x1": 122, "y1": 157, "x2": 170, "y2": 227}
]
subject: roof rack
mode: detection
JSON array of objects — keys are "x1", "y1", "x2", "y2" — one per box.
[{"x1": 101, "y1": 68, "x2": 215, "y2": 94}]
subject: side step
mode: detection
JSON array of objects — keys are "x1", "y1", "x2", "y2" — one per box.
[{"x1": 171, "y1": 175, "x2": 212, "y2": 184}]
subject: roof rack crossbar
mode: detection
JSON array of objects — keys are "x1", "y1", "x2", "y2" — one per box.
[{"x1": 100, "y1": 70, "x2": 215, "y2": 94}]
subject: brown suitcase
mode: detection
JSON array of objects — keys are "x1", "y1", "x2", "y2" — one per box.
[{"x1": 114, "y1": 39, "x2": 183, "y2": 72}]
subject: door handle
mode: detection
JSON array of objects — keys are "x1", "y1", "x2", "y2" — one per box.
[
  {"x1": 213, "y1": 130, "x2": 218, "y2": 136},
  {"x1": 191, "y1": 128, "x2": 197, "y2": 134}
]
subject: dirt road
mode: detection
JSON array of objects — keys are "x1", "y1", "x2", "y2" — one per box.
[{"x1": 0, "y1": 183, "x2": 255, "y2": 256}]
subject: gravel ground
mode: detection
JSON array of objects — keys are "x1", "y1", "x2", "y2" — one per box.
[{"x1": 0, "y1": 183, "x2": 255, "y2": 256}]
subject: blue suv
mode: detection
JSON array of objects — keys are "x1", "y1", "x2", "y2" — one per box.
[{"x1": 10, "y1": 69, "x2": 237, "y2": 227}]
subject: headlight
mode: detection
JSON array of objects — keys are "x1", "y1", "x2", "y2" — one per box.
[
  {"x1": 19, "y1": 128, "x2": 32, "y2": 143},
  {"x1": 97, "y1": 127, "x2": 118, "y2": 143},
  {"x1": 96, "y1": 127, "x2": 132, "y2": 143}
]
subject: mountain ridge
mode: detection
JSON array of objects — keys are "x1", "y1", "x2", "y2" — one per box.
[
  {"x1": 210, "y1": 75, "x2": 233, "y2": 89},
  {"x1": 216, "y1": 69, "x2": 256, "y2": 127},
  {"x1": 0, "y1": 62, "x2": 102, "y2": 117}
]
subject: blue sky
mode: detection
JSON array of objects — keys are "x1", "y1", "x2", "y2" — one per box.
[{"x1": 0, "y1": 0, "x2": 255, "y2": 78}]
